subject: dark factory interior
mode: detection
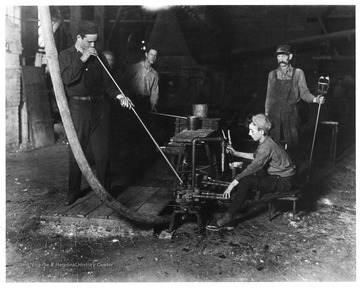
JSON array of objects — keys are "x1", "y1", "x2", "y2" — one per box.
[
  {"x1": 8, "y1": 5, "x2": 355, "y2": 146},
  {"x1": 5, "y1": 5, "x2": 356, "y2": 282}
]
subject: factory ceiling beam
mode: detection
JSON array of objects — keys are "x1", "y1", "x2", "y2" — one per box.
[
  {"x1": 231, "y1": 29, "x2": 355, "y2": 56},
  {"x1": 105, "y1": 7, "x2": 122, "y2": 50}
]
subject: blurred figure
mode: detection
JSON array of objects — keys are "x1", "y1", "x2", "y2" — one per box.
[
  {"x1": 122, "y1": 46, "x2": 159, "y2": 112},
  {"x1": 103, "y1": 50, "x2": 115, "y2": 69}
]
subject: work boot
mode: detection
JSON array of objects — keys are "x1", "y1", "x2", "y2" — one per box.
[
  {"x1": 206, "y1": 212, "x2": 233, "y2": 231},
  {"x1": 64, "y1": 194, "x2": 80, "y2": 206}
]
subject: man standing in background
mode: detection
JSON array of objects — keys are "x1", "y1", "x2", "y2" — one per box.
[
  {"x1": 122, "y1": 46, "x2": 159, "y2": 112},
  {"x1": 265, "y1": 44, "x2": 324, "y2": 161}
]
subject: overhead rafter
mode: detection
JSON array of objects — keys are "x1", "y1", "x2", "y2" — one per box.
[{"x1": 231, "y1": 29, "x2": 355, "y2": 56}]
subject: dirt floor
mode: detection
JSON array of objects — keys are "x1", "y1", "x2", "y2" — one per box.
[{"x1": 5, "y1": 124, "x2": 357, "y2": 282}]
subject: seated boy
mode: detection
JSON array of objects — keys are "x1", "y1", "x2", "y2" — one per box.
[{"x1": 207, "y1": 113, "x2": 297, "y2": 230}]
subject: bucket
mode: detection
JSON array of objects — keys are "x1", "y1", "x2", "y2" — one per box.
[
  {"x1": 187, "y1": 116, "x2": 201, "y2": 130},
  {"x1": 192, "y1": 104, "x2": 208, "y2": 118}
]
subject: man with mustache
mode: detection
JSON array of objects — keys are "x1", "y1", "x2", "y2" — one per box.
[{"x1": 265, "y1": 44, "x2": 324, "y2": 162}]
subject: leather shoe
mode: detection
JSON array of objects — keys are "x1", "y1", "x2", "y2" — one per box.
[
  {"x1": 206, "y1": 212, "x2": 233, "y2": 231},
  {"x1": 64, "y1": 195, "x2": 80, "y2": 206}
]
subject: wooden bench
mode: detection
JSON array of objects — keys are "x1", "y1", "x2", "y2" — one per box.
[{"x1": 259, "y1": 189, "x2": 302, "y2": 221}]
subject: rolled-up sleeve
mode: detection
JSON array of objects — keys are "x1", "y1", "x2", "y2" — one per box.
[
  {"x1": 265, "y1": 71, "x2": 275, "y2": 115},
  {"x1": 296, "y1": 69, "x2": 316, "y2": 103},
  {"x1": 235, "y1": 146, "x2": 270, "y2": 181}
]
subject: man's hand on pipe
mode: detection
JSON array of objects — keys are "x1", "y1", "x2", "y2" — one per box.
[
  {"x1": 116, "y1": 94, "x2": 134, "y2": 109},
  {"x1": 314, "y1": 96, "x2": 326, "y2": 104},
  {"x1": 80, "y1": 48, "x2": 98, "y2": 62},
  {"x1": 226, "y1": 145, "x2": 236, "y2": 155}
]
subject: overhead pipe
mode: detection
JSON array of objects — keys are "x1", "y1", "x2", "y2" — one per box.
[
  {"x1": 38, "y1": 6, "x2": 171, "y2": 225},
  {"x1": 231, "y1": 29, "x2": 355, "y2": 55}
]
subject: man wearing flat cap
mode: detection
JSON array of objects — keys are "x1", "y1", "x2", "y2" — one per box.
[
  {"x1": 207, "y1": 114, "x2": 297, "y2": 230},
  {"x1": 59, "y1": 20, "x2": 133, "y2": 206},
  {"x1": 265, "y1": 44, "x2": 324, "y2": 161}
]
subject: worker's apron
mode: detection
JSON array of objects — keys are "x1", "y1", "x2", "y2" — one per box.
[{"x1": 268, "y1": 69, "x2": 299, "y2": 150}]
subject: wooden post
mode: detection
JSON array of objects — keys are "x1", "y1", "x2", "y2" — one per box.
[{"x1": 6, "y1": 9, "x2": 22, "y2": 149}]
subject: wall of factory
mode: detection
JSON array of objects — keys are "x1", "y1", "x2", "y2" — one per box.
[{"x1": 5, "y1": 6, "x2": 22, "y2": 149}]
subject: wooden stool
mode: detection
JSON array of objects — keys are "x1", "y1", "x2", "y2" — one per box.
[
  {"x1": 266, "y1": 189, "x2": 302, "y2": 221},
  {"x1": 320, "y1": 121, "x2": 339, "y2": 165}
]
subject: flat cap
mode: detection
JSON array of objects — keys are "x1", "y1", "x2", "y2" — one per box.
[
  {"x1": 78, "y1": 20, "x2": 98, "y2": 35},
  {"x1": 252, "y1": 114, "x2": 272, "y2": 131},
  {"x1": 275, "y1": 44, "x2": 292, "y2": 55}
]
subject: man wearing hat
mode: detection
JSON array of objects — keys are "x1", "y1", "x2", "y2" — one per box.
[
  {"x1": 207, "y1": 114, "x2": 297, "y2": 230},
  {"x1": 265, "y1": 44, "x2": 325, "y2": 161},
  {"x1": 59, "y1": 20, "x2": 133, "y2": 206}
]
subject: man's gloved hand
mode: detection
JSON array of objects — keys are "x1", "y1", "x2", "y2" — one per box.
[
  {"x1": 116, "y1": 94, "x2": 133, "y2": 109},
  {"x1": 313, "y1": 96, "x2": 326, "y2": 104}
]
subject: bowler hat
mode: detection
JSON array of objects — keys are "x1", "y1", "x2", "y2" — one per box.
[{"x1": 275, "y1": 44, "x2": 292, "y2": 55}]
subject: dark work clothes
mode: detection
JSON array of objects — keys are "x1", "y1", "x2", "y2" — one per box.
[
  {"x1": 227, "y1": 173, "x2": 296, "y2": 216},
  {"x1": 227, "y1": 136, "x2": 297, "y2": 216},
  {"x1": 67, "y1": 98, "x2": 111, "y2": 194},
  {"x1": 59, "y1": 46, "x2": 119, "y2": 196},
  {"x1": 235, "y1": 136, "x2": 296, "y2": 181},
  {"x1": 129, "y1": 93, "x2": 152, "y2": 112},
  {"x1": 59, "y1": 46, "x2": 118, "y2": 98},
  {"x1": 265, "y1": 66, "x2": 316, "y2": 154}
]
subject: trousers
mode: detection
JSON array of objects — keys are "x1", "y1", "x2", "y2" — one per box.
[
  {"x1": 68, "y1": 97, "x2": 111, "y2": 195},
  {"x1": 227, "y1": 172, "x2": 296, "y2": 216}
]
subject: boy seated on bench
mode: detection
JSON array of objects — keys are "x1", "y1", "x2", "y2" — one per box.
[{"x1": 207, "y1": 113, "x2": 297, "y2": 230}]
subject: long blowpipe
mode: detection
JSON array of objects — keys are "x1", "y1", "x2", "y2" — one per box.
[
  {"x1": 306, "y1": 102, "x2": 322, "y2": 183},
  {"x1": 96, "y1": 56, "x2": 185, "y2": 188},
  {"x1": 306, "y1": 76, "x2": 330, "y2": 183}
]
